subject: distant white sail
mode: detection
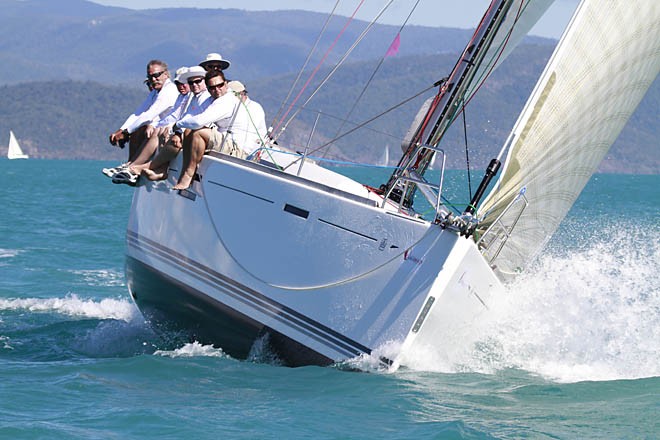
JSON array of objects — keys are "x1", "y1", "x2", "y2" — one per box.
[
  {"x1": 477, "y1": 0, "x2": 660, "y2": 275},
  {"x1": 7, "y1": 130, "x2": 28, "y2": 159}
]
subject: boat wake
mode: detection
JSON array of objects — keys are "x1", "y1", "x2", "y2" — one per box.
[
  {"x1": 154, "y1": 341, "x2": 230, "y2": 359},
  {"x1": 0, "y1": 294, "x2": 139, "y2": 321},
  {"x1": 398, "y1": 224, "x2": 660, "y2": 382}
]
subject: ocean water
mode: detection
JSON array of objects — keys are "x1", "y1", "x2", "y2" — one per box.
[{"x1": 0, "y1": 160, "x2": 658, "y2": 439}]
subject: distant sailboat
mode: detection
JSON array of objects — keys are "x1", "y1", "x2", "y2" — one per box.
[
  {"x1": 381, "y1": 146, "x2": 389, "y2": 167},
  {"x1": 7, "y1": 131, "x2": 28, "y2": 159}
]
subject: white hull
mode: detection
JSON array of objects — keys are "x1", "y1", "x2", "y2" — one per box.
[{"x1": 126, "y1": 152, "x2": 503, "y2": 367}]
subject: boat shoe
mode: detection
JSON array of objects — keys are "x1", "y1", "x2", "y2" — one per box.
[
  {"x1": 112, "y1": 170, "x2": 139, "y2": 186},
  {"x1": 102, "y1": 163, "x2": 128, "y2": 178}
]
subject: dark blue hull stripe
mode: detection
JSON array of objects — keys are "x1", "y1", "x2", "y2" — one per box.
[{"x1": 126, "y1": 230, "x2": 373, "y2": 360}]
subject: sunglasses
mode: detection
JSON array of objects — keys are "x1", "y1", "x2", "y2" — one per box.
[
  {"x1": 187, "y1": 78, "x2": 204, "y2": 86},
  {"x1": 147, "y1": 71, "x2": 166, "y2": 79},
  {"x1": 207, "y1": 81, "x2": 226, "y2": 91}
]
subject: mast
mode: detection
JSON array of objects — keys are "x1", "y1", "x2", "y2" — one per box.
[
  {"x1": 382, "y1": 0, "x2": 514, "y2": 206},
  {"x1": 382, "y1": 0, "x2": 554, "y2": 211}
]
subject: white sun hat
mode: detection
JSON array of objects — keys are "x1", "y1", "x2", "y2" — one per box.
[
  {"x1": 173, "y1": 66, "x2": 189, "y2": 83},
  {"x1": 199, "y1": 52, "x2": 231, "y2": 70}
]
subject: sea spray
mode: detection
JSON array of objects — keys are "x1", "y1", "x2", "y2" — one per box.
[{"x1": 398, "y1": 224, "x2": 660, "y2": 382}]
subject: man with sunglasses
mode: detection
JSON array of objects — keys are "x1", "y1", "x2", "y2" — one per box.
[
  {"x1": 105, "y1": 59, "x2": 178, "y2": 178},
  {"x1": 171, "y1": 69, "x2": 249, "y2": 190},
  {"x1": 118, "y1": 66, "x2": 213, "y2": 184}
]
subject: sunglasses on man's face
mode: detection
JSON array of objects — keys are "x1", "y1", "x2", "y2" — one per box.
[
  {"x1": 207, "y1": 81, "x2": 226, "y2": 91},
  {"x1": 187, "y1": 78, "x2": 204, "y2": 86},
  {"x1": 147, "y1": 71, "x2": 166, "y2": 79}
]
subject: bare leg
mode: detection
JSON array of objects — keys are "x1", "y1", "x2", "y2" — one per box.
[
  {"x1": 174, "y1": 128, "x2": 210, "y2": 190},
  {"x1": 143, "y1": 164, "x2": 169, "y2": 181},
  {"x1": 129, "y1": 131, "x2": 160, "y2": 170},
  {"x1": 127, "y1": 126, "x2": 148, "y2": 164}
]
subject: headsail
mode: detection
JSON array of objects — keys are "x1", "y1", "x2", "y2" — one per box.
[{"x1": 477, "y1": 0, "x2": 660, "y2": 276}]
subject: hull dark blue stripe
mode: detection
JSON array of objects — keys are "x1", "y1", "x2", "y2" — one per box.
[{"x1": 126, "y1": 230, "x2": 373, "y2": 360}]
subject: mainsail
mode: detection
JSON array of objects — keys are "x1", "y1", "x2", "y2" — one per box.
[{"x1": 477, "y1": 0, "x2": 660, "y2": 275}]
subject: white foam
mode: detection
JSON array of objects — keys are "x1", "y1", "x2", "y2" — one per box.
[
  {"x1": 403, "y1": 226, "x2": 660, "y2": 383},
  {"x1": 154, "y1": 341, "x2": 229, "y2": 359},
  {"x1": 0, "y1": 248, "x2": 21, "y2": 258},
  {"x1": 69, "y1": 269, "x2": 126, "y2": 287},
  {"x1": 0, "y1": 335, "x2": 13, "y2": 350},
  {"x1": 0, "y1": 294, "x2": 140, "y2": 322}
]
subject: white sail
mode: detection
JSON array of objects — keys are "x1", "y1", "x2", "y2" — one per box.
[
  {"x1": 477, "y1": 0, "x2": 660, "y2": 275},
  {"x1": 7, "y1": 130, "x2": 28, "y2": 159}
]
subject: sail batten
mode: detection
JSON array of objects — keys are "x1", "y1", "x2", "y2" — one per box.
[{"x1": 478, "y1": 0, "x2": 660, "y2": 276}]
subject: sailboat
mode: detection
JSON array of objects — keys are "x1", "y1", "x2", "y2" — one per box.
[
  {"x1": 7, "y1": 130, "x2": 28, "y2": 160},
  {"x1": 381, "y1": 145, "x2": 389, "y2": 167},
  {"x1": 124, "y1": 0, "x2": 659, "y2": 368}
]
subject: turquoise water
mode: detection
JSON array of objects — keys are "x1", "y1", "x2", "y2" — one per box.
[{"x1": 1, "y1": 160, "x2": 658, "y2": 439}]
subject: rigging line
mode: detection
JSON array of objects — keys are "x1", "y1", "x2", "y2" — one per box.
[
  {"x1": 329, "y1": 0, "x2": 423, "y2": 146},
  {"x1": 282, "y1": 82, "x2": 437, "y2": 171},
  {"x1": 460, "y1": 0, "x2": 526, "y2": 111},
  {"x1": 462, "y1": 106, "x2": 473, "y2": 199},
  {"x1": 273, "y1": 0, "x2": 396, "y2": 143},
  {"x1": 271, "y1": 0, "x2": 367, "y2": 137},
  {"x1": 425, "y1": 0, "x2": 525, "y2": 171},
  {"x1": 418, "y1": 0, "x2": 525, "y2": 162},
  {"x1": 270, "y1": 0, "x2": 340, "y2": 130},
  {"x1": 259, "y1": 95, "x2": 414, "y2": 143}
]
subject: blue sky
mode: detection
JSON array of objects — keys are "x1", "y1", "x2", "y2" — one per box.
[{"x1": 91, "y1": 0, "x2": 580, "y2": 38}]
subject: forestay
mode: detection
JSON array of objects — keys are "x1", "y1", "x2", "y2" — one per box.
[
  {"x1": 477, "y1": 0, "x2": 660, "y2": 275},
  {"x1": 449, "y1": 0, "x2": 555, "y2": 129},
  {"x1": 421, "y1": 0, "x2": 555, "y2": 149}
]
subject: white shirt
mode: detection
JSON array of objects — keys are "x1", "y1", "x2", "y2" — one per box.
[
  {"x1": 236, "y1": 97, "x2": 268, "y2": 155},
  {"x1": 121, "y1": 79, "x2": 179, "y2": 134},
  {"x1": 157, "y1": 90, "x2": 211, "y2": 127},
  {"x1": 155, "y1": 92, "x2": 191, "y2": 128},
  {"x1": 177, "y1": 91, "x2": 250, "y2": 151}
]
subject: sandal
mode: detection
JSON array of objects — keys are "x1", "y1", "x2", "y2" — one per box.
[
  {"x1": 112, "y1": 170, "x2": 139, "y2": 186},
  {"x1": 102, "y1": 163, "x2": 128, "y2": 178}
]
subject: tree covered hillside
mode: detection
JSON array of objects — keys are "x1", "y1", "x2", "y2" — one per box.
[{"x1": 1, "y1": 45, "x2": 657, "y2": 173}]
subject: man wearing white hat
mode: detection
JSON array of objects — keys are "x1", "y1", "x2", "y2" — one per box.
[
  {"x1": 227, "y1": 80, "x2": 268, "y2": 156},
  {"x1": 199, "y1": 52, "x2": 231, "y2": 71}
]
